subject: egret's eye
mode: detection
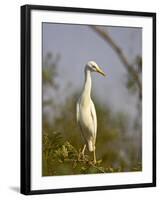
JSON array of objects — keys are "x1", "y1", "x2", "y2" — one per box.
[{"x1": 92, "y1": 65, "x2": 96, "y2": 70}]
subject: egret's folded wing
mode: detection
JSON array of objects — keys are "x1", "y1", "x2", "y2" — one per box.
[
  {"x1": 76, "y1": 102, "x2": 80, "y2": 123},
  {"x1": 76, "y1": 101, "x2": 86, "y2": 141},
  {"x1": 90, "y1": 100, "x2": 97, "y2": 137}
]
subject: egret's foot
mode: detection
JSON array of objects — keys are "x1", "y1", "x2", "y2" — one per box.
[
  {"x1": 89, "y1": 159, "x2": 96, "y2": 165},
  {"x1": 93, "y1": 159, "x2": 97, "y2": 165},
  {"x1": 78, "y1": 149, "x2": 82, "y2": 161},
  {"x1": 78, "y1": 153, "x2": 88, "y2": 162},
  {"x1": 81, "y1": 152, "x2": 85, "y2": 160},
  {"x1": 78, "y1": 145, "x2": 87, "y2": 161},
  {"x1": 81, "y1": 144, "x2": 86, "y2": 160},
  {"x1": 93, "y1": 149, "x2": 96, "y2": 164},
  {"x1": 78, "y1": 152, "x2": 85, "y2": 160}
]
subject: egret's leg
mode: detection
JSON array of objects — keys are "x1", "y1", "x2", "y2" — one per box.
[
  {"x1": 82, "y1": 144, "x2": 86, "y2": 159},
  {"x1": 93, "y1": 148, "x2": 96, "y2": 164}
]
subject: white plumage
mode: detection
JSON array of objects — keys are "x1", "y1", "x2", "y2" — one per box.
[{"x1": 76, "y1": 61, "x2": 106, "y2": 164}]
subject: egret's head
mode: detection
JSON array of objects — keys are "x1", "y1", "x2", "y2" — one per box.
[{"x1": 86, "y1": 61, "x2": 106, "y2": 76}]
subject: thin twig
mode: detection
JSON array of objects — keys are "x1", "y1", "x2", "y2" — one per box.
[
  {"x1": 89, "y1": 162, "x2": 105, "y2": 173},
  {"x1": 78, "y1": 153, "x2": 105, "y2": 173}
]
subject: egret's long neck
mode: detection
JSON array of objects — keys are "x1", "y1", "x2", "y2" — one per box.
[{"x1": 81, "y1": 68, "x2": 92, "y2": 101}]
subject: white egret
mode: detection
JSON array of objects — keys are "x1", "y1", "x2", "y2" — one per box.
[{"x1": 76, "y1": 61, "x2": 106, "y2": 164}]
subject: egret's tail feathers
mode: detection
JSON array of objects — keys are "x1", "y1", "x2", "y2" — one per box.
[{"x1": 87, "y1": 140, "x2": 95, "y2": 152}]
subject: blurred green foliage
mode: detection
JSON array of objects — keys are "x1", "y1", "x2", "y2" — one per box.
[
  {"x1": 42, "y1": 53, "x2": 142, "y2": 176},
  {"x1": 42, "y1": 131, "x2": 142, "y2": 176}
]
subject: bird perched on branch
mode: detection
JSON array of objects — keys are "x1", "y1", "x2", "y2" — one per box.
[{"x1": 76, "y1": 61, "x2": 106, "y2": 164}]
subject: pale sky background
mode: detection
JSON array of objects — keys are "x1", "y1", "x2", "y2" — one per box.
[{"x1": 42, "y1": 23, "x2": 142, "y2": 121}]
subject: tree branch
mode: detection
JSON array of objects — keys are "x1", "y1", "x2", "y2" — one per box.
[{"x1": 90, "y1": 26, "x2": 142, "y2": 100}]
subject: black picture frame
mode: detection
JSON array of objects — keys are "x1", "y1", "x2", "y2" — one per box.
[{"x1": 21, "y1": 4, "x2": 156, "y2": 195}]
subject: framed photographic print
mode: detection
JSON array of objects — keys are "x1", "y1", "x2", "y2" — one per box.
[{"x1": 21, "y1": 4, "x2": 156, "y2": 195}]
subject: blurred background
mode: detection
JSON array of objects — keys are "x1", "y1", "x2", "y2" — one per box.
[{"x1": 42, "y1": 23, "x2": 142, "y2": 176}]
